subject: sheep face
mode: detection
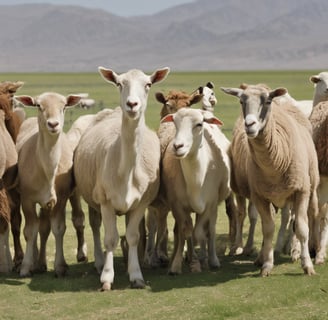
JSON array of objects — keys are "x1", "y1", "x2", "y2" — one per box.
[
  {"x1": 221, "y1": 86, "x2": 286, "y2": 138},
  {"x1": 201, "y1": 85, "x2": 217, "y2": 112},
  {"x1": 98, "y1": 67, "x2": 170, "y2": 120},
  {"x1": 162, "y1": 108, "x2": 222, "y2": 158},
  {"x1": 310, "y1": 72, "x2": 328, "y2": 104},
  {"x1": 15, "y1": 92, "x2": 81, "y2": 135},
  {"x1": 156, "y1": 90, "x2": 203, "y2": 119}
]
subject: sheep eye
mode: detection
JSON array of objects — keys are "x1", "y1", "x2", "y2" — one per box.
[
  {"x1": 116, "y1": 83, "x2": 122, "y2": 89},
  {"x1": 196, "y1": 123, "x2": 203, "y2": 128},
  {"x1": 146, "y1": 83, "x2": 152, "y2": 89}
]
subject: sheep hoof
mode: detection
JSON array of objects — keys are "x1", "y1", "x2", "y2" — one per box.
[
  {"x1": 101, "y1": 282, "x2": 112, "y2": 291},
  {"x1": 260, "y1": 268, "x2": 271, "y2": 277},
  {"x1": 130, "y1": 279, "x2": 146, "y2": 289},
  {"x1": 303, "y1": 266, "x2": 316, "y2": 276},
  {"x1": 315, "y1": 256, "x2": 325, "y2": 265}
]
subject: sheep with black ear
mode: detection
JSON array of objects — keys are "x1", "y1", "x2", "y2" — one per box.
[
  {"x1": 197, "y1": 82, "x2": 217, "y2": 112},
  {"x1": 221, "y1": 84, "x2": 319, "y2": 276}
]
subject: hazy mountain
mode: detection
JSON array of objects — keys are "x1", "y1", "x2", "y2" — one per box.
[{"x1": 0, "y1": 0, "x2": 327, "y2": 72}]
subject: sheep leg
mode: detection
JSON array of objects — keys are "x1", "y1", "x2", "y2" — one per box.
[
  {"x1": 9, "y1": 188, "x2": 24, "y2": 270},
  {"x1": 50, "y1": 203, "x2": 68, "y2": 277},
  {"x1": 224, "y1": 194, "x2": 238, "y2": 251},
  {"x1": 69, "y1": 191, "x2": 87, "y2": 262},
  {"x1": 229, "y1": 195, "x2": 246, "y2": 255},
  {"x1": 144, "y1": 206, "x2": 157, "y2": 267},
  {"x1": 20, "y1": 201, "x2": 39, "y2": 277},
  {"x1": 88, "y1": 205, "x2": 103, "y2": 274},
  {"x1": 38, "y1": 207, "x2": 51, "y2": 273},
  {"x1": 100, "y1": 203, "x2": 118, "y2": 291},
  {"x1": 275, "y1": 204, "x2": 291, "y2": 255},
  {"x1": 293, "y1": 192, "x2": 315, "y2": 275},
  {"x1": 126, "y1": 208, "x2": 147, "y2": 289},
  {"x1": 0, "y1": 221, "x2": 12, "y2": 273},
  {"x1": 314, "y1": 196, "x2": 328, "y2": 265},
  {"x1": 169, "y1": 210, "x2": 193, "y2": 275},
  {"x1": 243, "y1": 202, "x2": 258, "y2": 255},
  {"x1": 253, "y1": 198, "x2": 275, "y2": 276}
]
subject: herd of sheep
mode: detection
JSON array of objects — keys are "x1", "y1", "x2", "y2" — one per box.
[{"x1": 0, "y1": 68, "x2": 327, "y2": 291}]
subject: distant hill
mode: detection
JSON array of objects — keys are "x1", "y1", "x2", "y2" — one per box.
[{"x1": 0, "y1": 0, "x2": 327, "y2": 72}]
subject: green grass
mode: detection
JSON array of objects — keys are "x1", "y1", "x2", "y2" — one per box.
[{"x1": 0, "y1": 70, "x2": 327, "y2": 320}]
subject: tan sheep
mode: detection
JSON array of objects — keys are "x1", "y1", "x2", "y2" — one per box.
[
  {"x1": 15, "y1": 92, "x2": 81, "y2": 277},
  {"x1": 221, "y1": 84, "x2": 319, "y2": 276},
  {"x1": 73, "y1": 67, "x2": 169, "y2": 291}
]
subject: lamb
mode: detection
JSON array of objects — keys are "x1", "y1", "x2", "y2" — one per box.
[
  {"x1": 160, "y1": 108, "x2": 230, "y2": 274},
  {"x1": 15, "y1": 92, "x2": 81, "y2": 277},
  {"x1": 73, "y1": 67, "x2": 170, "y2": 290},
  {"x1": 310, "y1": 71, "x2": 328, "y2": 106},
  {"x1": 0, "y1": 103, "x2": 18, "y2": 272},
  {"x1": 221, "y1": 84, "x2": 319, "y2": 276}
]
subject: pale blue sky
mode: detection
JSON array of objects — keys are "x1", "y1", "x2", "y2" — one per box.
[{"x1": 0, "y1": 0, "x2": 196, "y2": 16}]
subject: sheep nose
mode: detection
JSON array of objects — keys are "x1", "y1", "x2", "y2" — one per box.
[
  {"x1": 127, "y1": 100, "x2": 138, "y2": 108},
  {"x1": 173, "y1": 142, "x2": 184, "y2": 151},
  {"x1": 48, "y1": 120, "x2": 59, "y2": 129}
]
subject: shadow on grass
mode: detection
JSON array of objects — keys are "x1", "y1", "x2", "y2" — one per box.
[{"x1": 0, "y1": 236, "x2": 305, "y2": 293}]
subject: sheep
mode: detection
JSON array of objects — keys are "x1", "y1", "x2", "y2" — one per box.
[
  {"x1": 310, "y1": 71, "x2": 328, "y2": 106},
  {"x1": 160, "y1": 108, "x2": 231, "y2": 274},
  {"x1": 221, "y1": 84, "x2": 319, "y2": 276},
  {"x1": 65, "y1": 109, "x2": 114, "y2": 263},
  {"x1": 0, "y1": 81, "x2": 25, "y2": 269},
  {"x1": 73, "y1": 67, "x2": 170, "y2": 291},
  {"x1": 15, "y1": 92, "x2": 81, "y2": 277},
  {"x1": 308, "y1": 99, "x2": 328, "y2": 264},
  {"x1": 197, "y1": 82, "x2": 218, "y2": 112},
  {"x1": 0, "y1": 105, "x2": 18, "y2": 273}
]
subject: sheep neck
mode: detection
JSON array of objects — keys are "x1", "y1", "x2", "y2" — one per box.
[
  {"x1": 117, "y1": 113, "x2": 145, "y2": 181},
  {"x1": 248, "y1": 114, "x2": 290, "y2": 176},
  {"x1": 180, "y1": 144, "x2": 209, "y2": 212},
  {"x1": 37, "y1": 131, "x2": 62, "y2": 181}
]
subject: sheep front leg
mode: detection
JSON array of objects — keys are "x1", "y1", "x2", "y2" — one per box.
[
  {"x1": 88, "y1": 205, "x2": 103, "y2": 274},
  {"x1": 38, "y1": 207, "x2": 51, "y2": 272},
  {"x1": 126, "y1": 207, "x2": 147, "y2": 289},
  {"x1": 252, "y1": 197, "x2": 275, "y2": 276},
  {"x1": 100, "y1": 203, "x2": 118, "y2": 291},
  {"x1": 20, "y1": 201, "x2": 39, "y2": 277},
  {"x1": 50, "y1": 203, "x2": 68, "y2": 277},
  {"x1": 0, "y1": 224, "x2": 13, "y2": 273}
]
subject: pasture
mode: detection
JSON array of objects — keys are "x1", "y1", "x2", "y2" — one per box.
[{"x1": 0, "y1": 70, "x2": 327, "y2": 320}]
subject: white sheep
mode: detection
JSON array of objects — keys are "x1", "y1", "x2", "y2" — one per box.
[
  {"x1": 197, "y1": 82, "x2": 218, "y2": 112},
  {"x1": 310, "y1": 71, "x2": 328, "y2": 106},
  {"x1": 221, "y1": 84, "x2": 319, "y2": 276},
  {"x1": 15, "y1": 92, "x2": 81, "y2": 277},
  {"x1": 160, "y1": 108, "x2": 231, "y2": 274},
  {"x1": 73, "y1": 67, "x2": 170, "y2": 290}
]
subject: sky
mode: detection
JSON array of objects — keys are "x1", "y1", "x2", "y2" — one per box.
[{"x1": 0, "y1": 0, "x2": 196, "y2": 16}]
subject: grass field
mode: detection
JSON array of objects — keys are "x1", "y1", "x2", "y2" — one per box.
[{"x1": 0, "y1": 70, "x2": 327, "y2": 320}]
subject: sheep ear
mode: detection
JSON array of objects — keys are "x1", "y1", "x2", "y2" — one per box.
[
  {"x1": 150, "y1": 67, "x2": 170, "y2": 84},
  {"x1": 202, "y1": 111, "x2": 223, "y2": 126},
  {"x1": 220, "y1": 87, "x2": 243, "y2": 98},
  {"x1": 310, "y1": 75, "x2": 320, "y2": 84},
  {"x1": 98, "y1": 66, "x2": 118, "y2": 85},
  {"x1": 269, "y1": 88, "x2": 287, "y2": 100},
  {"x1": 206, "y1": 82, "x2": 214, "y2": 89},
  {"x1": 66, "y1": 95, "x2": 82, "y2": 107},
  {"x1": 161, "y1": 114, "x2": 174, "y2": 123},
  {"x1": 14, "y1": 95, "x2": 35, "y2": 107},
  {"x1": 189, "y1": 92, "x2": 203, "y2": 106},
  {"x1": 155, "y1": 92, "x2": 166, "y2": 104}
]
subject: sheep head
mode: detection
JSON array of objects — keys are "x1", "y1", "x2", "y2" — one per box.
[
  {"x1": 197, "y1": 82, "x2": 217, "y2": 112},
  {"x1": 156, "y1": 90, "x2": 203, "y2": 119},
  {"x1": 98, "y1": 66, "x2": 170, "y2": 120},
  {"x1": 162, "y1": 108, "x2": 223, "y2": 158},
  {"x1": 221, "y1": 85, "x2": 286, "y2": 139}
]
